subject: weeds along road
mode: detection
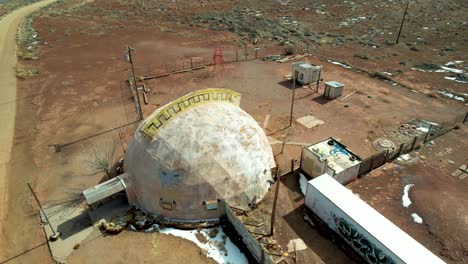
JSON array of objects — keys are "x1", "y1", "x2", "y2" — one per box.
[{"x1": 0, "y1": 0, "x2": 56, "y2": 261}]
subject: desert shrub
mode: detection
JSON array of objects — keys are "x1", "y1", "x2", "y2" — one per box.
[
  {"x1": 354, "y1": 54, "x2": 370, "y2": 60},
  {"x1": 15, "y1": 64, "x2": 39, "y2": 79},
  {"x1": 284, "y1": 45, "x2": 295, "y2": 55}
]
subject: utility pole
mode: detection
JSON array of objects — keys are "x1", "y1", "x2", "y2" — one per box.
[
  {"x1": 270, "y1": 169, "x2": 280, "y2": 236},
  {"x1": 27, "y1": 183, "x2": 61, "y2": 241},
  {"x1": 289, "y1": 72, "x2": 297, "y2": 127},
  {"x1": 126, "y1": 46, "x2": 143, "y2": 121},
  {"x1": 395, "y1": 0, "x2": 410, "y2": 45}
]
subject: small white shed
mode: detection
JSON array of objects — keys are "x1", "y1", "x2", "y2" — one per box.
[
  {"x1": 292, "y1": 62, "x2": 321, "y2": 85},
  {"x1": 324, "y1": 81, "x2": 344, "y2": 99}
]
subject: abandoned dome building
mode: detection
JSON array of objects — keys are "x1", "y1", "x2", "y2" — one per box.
[{"x1": 83, "y1": 88, "x2": 276, "y2": 226}]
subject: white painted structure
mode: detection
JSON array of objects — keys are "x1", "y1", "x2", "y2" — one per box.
[
  {"x1": 292, "y1": 62, "x2": 321, "y2": 85},
  {"x1": 305, "y1": 174, "x2": 446, "y2": 264},
  {"x1": 122, "y1": 89, "x2": 276, "y2": 225},
  {"x1": 324, "y1": 81, "x2": 344, "y2": 99},
  {"x1": 301, "y1": 137, "x2": 361, "y2": 184}
]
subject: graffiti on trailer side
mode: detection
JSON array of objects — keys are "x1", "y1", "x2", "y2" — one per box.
[{"x1": 333, "y1": 214, "x2": 397, "y2": 264}]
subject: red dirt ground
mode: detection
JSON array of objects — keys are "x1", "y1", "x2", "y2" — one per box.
[{"x1": 1, "y1": 0, "x2": 466, "y2": 263}]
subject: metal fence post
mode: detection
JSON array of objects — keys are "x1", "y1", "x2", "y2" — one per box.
[
  {"x1": 270, "y1": 169, "x2": 280, "y2": 236},
  {"x1": 410, "y1": 136, "x2": 417, "y2": 151},
  {"x1": 397, "y1": 143, "x2": 404, "y2": 157},
  {"x1": 424, "y1": 124, "x2": 433, "y2": 142},
  {"x1": 384, "y1": 149, "x2": 390, "y2": 163}
]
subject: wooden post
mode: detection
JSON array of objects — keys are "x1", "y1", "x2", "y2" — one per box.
[
  {"x1": 289, "y1": 72, "x2": 297, "y2": 127},
  {"x1": 127, "y1": 47, "x2": 143, "y2": 121},
  {"x1": 270, "y1": 169, "x2": 280, "y2": 236},
  {"x1": 424, "y1": 124, "x2": 433, "y2": 142},
  {"x1": 28, "y1": 183, "x2": 61, "y2": 241},
  {"x1": 384, "y1": 149, "x2": 390, "y2": 163},
  {"x1": 410, "y1": 136, "x2": 417, "y2": 150},
  {"x1": 280, "y1": 138, "x2": 286, "y2": 154},
  {"x1": 190, "y1": 57, "x2": 193, "y2": 68},
  {"x1": 397, "y1": 143, "x2": 404, "y2": 157},
  {"x1": 290, "y1": 159, "x2": 295, "y2": 174},
  {"x1": 395, "y1": 0, "x2": 410, "y2": 44},
  {"x1": 236, "y1": 49, "x2": 238, "y2": 62},
  {"x1": 316, "y1": 68, "x2": 321, "y2": 92}
]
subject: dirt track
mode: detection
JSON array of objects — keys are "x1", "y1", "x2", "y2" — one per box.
[{"x1": 0, "y1": 0, "x2": 56, "y2": 262}]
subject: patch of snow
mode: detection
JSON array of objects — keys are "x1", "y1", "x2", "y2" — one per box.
[
  {"x1": 411, "y1": 213, "x2": 423, "y2": 224},
  {"x1": 439, "y1": 66, "x2": 464, "y2": 74},
  {"x1": 436, "y1": 90, "x2": 466, "y2": 101},
  {"x1": 160, "y1": 227, "x2": 248, "y2": 264},
  {"x1": 416, "y1": 126, "x2": 429, "y2": 133},
  {"x1": 443, "y1": 76, "x2": 468, "y2": 84},
  {"x1": 445, "y1": 61, "x2": 463, "y2": 66},
  {"x1": 402, "y1": 184, "x2": 414, "y2": 207},
  {"x1": 397, "y1": 153, "x2": 411, "y2": 161},
  {"x1": 328, "y1": 60, "x2": 352, "y2": 69},
  {"x1": 299, "y1": 173, "x2": 308, "y2": 195}
]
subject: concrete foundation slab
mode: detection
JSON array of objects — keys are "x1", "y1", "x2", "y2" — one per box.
[
  {"x1": 42, "y1": 196, "x2": 130, "y2": 262},
  {"x1": 296, "y1": 115, "x2": 325, "y2": 129}
]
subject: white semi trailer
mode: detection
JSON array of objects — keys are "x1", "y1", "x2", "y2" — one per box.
[{"x1": 304, "y1": 174, "x2": 445, "y2": 264}]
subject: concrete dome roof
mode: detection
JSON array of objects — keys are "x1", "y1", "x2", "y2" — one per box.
[{"x1": 123, "y1": 89, "x2": 275, "y2": 224}]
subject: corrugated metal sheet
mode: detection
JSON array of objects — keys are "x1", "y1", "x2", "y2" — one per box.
[{"x1": 83, "y1": 173, "x2": 128, "y2": 205}]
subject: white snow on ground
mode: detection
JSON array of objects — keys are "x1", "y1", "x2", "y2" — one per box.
[
  {"x1": 299, "y1": 173, "x2": 308, "y2": 195},
  {"x1": 328, "y1": 60, "x2": 352, "y2": 69},
  {"x1": 402, "y1": 184, "x2": 414, "y2": 207},
  {"x1": 436, "y1": 90, "x2": 466, "y2": 101},
  {"x1": 411, "y1": 213, "x2": 423, "y2": 224},
  {"x1": 443, "y1": 76, "x2": 468, "y2": 84},
  {"x1": 439, "y1": 66, "x2": 464, "y2": 74},
  {"x1": 160, "y1": 227, "x2": 248, "y2": 264},
  {"x1": 416, "y1": 126, "x2": 429, "y2": 132},
  {"x1": 445, "y1": 61, "x2": 463, "y2": 66},
  {"x1": 397, "y1": 154, "x2": 411, "y2": 161}
]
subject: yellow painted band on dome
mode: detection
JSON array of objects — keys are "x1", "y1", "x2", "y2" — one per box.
[{"x1": 141, "y1": 88, "x2": 242, "y2": 139}]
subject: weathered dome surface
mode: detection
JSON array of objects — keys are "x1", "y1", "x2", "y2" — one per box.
[{"x1": 124, "y1": 89, "x2": 275, "y2": 223}]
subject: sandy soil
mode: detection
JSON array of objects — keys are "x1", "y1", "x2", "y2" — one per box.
[
  {"x1": 67, "y1": 230, "x2": 216, "y2": 264},
  {"x1": 1, "y1": 0, "x2": 466, "y2": 263},
  {"x1": 0, "y1": 1, "x2": 57, "y2": 263}
]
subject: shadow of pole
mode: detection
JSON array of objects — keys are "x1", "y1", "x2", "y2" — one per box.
[{"x1": 0, "y1": 242, "x2": 48, "y2": 264}]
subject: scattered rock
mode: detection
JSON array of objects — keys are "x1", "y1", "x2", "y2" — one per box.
[{"x1": 208, "y1": 228, "x2": 219, "y2": 238}]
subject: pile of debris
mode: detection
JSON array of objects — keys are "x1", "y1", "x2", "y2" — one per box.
[{"x1": 100, "y1": 207, "x2": 161, "y2": 234}]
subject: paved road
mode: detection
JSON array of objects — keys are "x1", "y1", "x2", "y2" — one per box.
[{"x1": 0, "y1": 0, "x2": 56, "y2": 261}]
